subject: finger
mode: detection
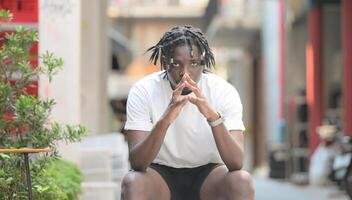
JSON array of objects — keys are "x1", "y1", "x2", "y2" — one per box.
[
  {"x1": 173, "y1": 74, "x2": 188, "y2": 91},
  {"x1": 184, "y1": 81, "x2": 202, "y2": 97},
  {"x1": 175, "y1": 75, "x2": 186, "y2": 88},
  {"x1": 174, "y1": 82, "x2": 185, "y2": 96},
  {"x1": 180, "y1": 96, "x2": 189, "y2": 106},
  {"x1": 187, "y1": 95, "x2": 199, "y2": 105},
  {"x1": 185, "y1": 74, "x2": 197, "y2": 86},
  {"x1": 182, "y1": 73, "x2": 188, "y2": 81},
  {"x1": 175, "y1": 96, "x2": 188, "y2": 107},
  {"x1": 184, "y1": 75, "x2": 202, "y2": 96}
]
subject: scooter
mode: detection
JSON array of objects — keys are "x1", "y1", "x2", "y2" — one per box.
[{"x1": 330, "y1": 135, "x2": 352, "y2": 199}]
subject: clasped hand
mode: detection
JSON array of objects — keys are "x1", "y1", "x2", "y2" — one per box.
[{"x1": 163, "y1": 73, "x2": 219, "y2": 124}]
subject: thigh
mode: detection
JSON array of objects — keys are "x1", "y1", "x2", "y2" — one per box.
[
  {"x1": 199, "y1": 165, "x2": 228, "y2": 200},
  {"x1": 200, "y1": 166, "x2": 254, "y2": 200},
  {"x1": 121, "y1": 167, "x2": 171, "y2": 200}
]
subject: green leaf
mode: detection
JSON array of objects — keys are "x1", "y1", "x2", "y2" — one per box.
[
  {"x1": 41, "y1": 51, "x2": 64, "y2": 82},
  {"x1": 0, "y1": 83, "x2": 11, "y2": 104},
  {"x1": 0, "y1": 9, "x2": 12, "y2": 21},
  {"x1": 0, "y1": 169, "x2": 4, "y2": 176},
  {"x1": 5, "y1": 177, "x2": 13, "y2": 184},
  {"x1": 0, "y1": 10, "x2": 87, "y2": 199},
  {"x1": 0, "y1": 153, "x2": 11, "y2": 160}
]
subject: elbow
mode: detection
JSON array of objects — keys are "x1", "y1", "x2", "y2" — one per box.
[
  {"x1": 228, "y1": 161, "x2": 243, "y2": 172},
  {"x1": 131, "y1": 165, "x2": 147, "y2": 172},
  {"x1": 130, "y1": 160, "x2": 148, "y2": 172},
  {"x1": 227, "y1": 154, "x2": 244, "y2": 171},
  {"x1": 129, "y1": 154, "x2": 148, "y2": 172}
]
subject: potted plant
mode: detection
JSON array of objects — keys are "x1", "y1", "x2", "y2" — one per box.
[{"x1": 0, "y1": 10, "x2": 87, "y2": 199}]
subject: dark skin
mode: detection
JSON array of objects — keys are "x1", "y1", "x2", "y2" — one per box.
[
  {"x1": 127, "y1": 45, "x2": 244, "y2": 171},
  {"x1": 122, "y1": 45, "x2": 254, "y2": 200}
]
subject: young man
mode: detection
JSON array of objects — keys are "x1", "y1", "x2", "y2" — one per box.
[{"x1": 121, "y1": 25, "x2": 254, "y2": 200}]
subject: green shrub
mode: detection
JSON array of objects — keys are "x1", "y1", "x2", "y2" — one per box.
[
  {"x1": 0, "y1": 9, "x2": 87, "y2": 199},
  {"x1": 32, "y1": 159, "x2": 83, "y2": 200}
]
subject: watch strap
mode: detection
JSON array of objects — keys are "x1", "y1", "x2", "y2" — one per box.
[{"x1": 208, "y1": 113, "x2": 225, "y2": 127}]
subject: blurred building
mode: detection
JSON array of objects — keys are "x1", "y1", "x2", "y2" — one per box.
[
  {"x1": 203, "y1": 0, "x2": 262, "y2": 170},
  {"x1": 107, "y1": 0, "x2": 212, "y2": 132},
  {"x1": 108, "y1": 0, "x2": 208, "y2": 72},
  {"x1": 108, "y1": 0, "x2": 265, "y2": 171},
  {"x1": 258, "y1": 0, "x2": 352, "y2": 183},
  {"x1": 4, "y1": 1, "x2": 352, "y2": 197},
  {"x1": 283, "y1": 0, "x2": 351, "y2": 183},
  {"x1": 203, "y1": 0, "x2": 352, "y2": 183}
]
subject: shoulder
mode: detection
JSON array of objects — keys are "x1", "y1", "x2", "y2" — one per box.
[
  {"x1": 201, "y1": 72, "x2": 236, "y2": 92},
  {"x1": 131, "y1": 71, "x2": 166, "y2": 93}
]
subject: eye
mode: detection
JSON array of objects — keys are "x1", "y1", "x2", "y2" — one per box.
[
  {"x1": 191, "y1": 61, "x2": 200, "y2": 67},
  {"x1": 170, "y1": 63, "x2": 180, "y2": 68}
]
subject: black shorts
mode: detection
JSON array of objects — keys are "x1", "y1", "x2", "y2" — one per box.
[{"x1": 149, "y1": 163, "x2": 221, "y2": 200}]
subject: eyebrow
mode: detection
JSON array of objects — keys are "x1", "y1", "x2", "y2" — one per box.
[{"x1": 173, "y1": 58, "x2": 200, "y2": 62}]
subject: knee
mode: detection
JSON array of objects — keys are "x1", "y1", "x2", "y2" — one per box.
[
  {"x1": 121, "y1": 172, "x2": 147, "y2": 199},
  {"x1": 227, "y1": 170, "x2": 255, "y2": 200}
]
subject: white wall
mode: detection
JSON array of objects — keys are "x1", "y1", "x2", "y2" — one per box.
[
  {"x1": 39, "y1": 0, "x2": 109, "y2": 133},
  {"x1": 39, "y1": 0, "x2": 109, "y2": 163},
  {"x1": 39, "y1": 0, "x2": 82, "y2": 125},
  {"x1": 81, "y1": 0, "x2": 109, "y2": 134},
  {"x1": 227, "y1": 50, "x2": 254, "y2": 170},
  {"x1": 261, "y1": 0, "x2": 281, "y2": 145}
]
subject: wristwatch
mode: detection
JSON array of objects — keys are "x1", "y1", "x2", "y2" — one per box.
[{"x1": 208, "y1": 113, "x2": 225, "y2": 127}]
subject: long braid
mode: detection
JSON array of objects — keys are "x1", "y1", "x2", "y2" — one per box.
[{"x1": 146, "y1": 25, "x2": 215, "y2": 74}]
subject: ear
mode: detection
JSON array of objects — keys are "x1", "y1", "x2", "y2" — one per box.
[
  {"x1": 161, "y1": 55, "x2": 169, "y2": 70},
  {"x1": 200, "y1": 51, "x2": 206, "y2": 66}
]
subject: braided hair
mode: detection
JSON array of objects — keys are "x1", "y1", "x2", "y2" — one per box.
[{"x1": 146, "y1": 25, "x2": 215, "y2": 77}]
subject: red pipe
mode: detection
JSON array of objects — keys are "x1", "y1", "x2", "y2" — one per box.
[
  {"x1": 306, "y1": 6, "x2": 323, "y2": 156},
  {"x1": 279, "y1": 0, "x2": 285, "y2": 119},
  {"x1": 342, "y1": 0, "x2": 352, "y2": 136}
]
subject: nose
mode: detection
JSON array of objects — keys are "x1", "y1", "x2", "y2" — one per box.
[{"x1": 180, "y1": 64, "x2": 190, "y2": 76}]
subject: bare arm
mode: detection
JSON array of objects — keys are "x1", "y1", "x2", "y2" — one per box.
[
  {"x1": 193, "y1": 110, "x2": 244, "y2": 171},
  {"x1": 126, "y1": 117, "x2": 170, "y2": 172},
  {"x1": 184, "y1": 74, "x2": 244, "y2": 171},
  {"x1": 211, "y1": 127, "x2": 244, "y2": 171},
  {"x1": 127, "y1": 78, "x2": 188, "y2": 171}
]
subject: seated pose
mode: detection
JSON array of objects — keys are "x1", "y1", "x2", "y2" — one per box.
[{"x1": 121, "y1": 25, "x2": 255, "y2": 200}]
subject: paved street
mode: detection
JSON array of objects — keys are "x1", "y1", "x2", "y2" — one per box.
[{"x1": 254, "y1": 177, "x2": 350, "y2": 200}]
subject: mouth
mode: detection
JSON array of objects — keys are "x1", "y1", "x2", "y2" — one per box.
[{"x1": 181, "y1": 89, "x2": 192, "y2": 95}]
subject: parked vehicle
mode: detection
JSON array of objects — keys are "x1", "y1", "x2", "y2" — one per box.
[{"x1": 328, "y1": 132, "x2": 352, "y2": 200}]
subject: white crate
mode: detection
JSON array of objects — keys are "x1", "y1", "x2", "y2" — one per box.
[
  {"x1": 79, "y1": 133, "x2": 129, "y2": 199},
  {"x1": 80, "y1": 182, "x2": 121, "y2": 200},
  {"x1": 80, "y1": 133, "x2": 129, "y2": 182}
]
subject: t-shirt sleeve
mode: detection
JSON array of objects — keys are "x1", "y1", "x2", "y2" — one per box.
[
  {"x1": 218, "y1": 84, "x2": 246, "y2": 131},
  {"x1": 124, "y1": 84, "x2": 153, "y2": 131}
]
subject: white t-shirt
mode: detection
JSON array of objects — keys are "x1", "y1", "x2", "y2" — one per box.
[{"x1": 125, "y1": 71, "x2": 245, "y2": 168}]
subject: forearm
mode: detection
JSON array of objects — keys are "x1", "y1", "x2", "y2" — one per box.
[
  {"x1": 129, "y1": 118, "x2": 170, "y2": 171},
  {"x1": 211, "y1": 125, "x2": 244, "y2": 171}
]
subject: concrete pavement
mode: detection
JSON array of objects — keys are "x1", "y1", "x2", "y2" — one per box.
[{"x1": 254, "y1": 177, "x2": 350, "y2": 200}]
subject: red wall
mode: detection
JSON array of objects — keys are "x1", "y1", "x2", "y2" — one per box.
[
  {"x1": 0, "y1": 0, "x2": 38, "y2": 23},
  {"x1": 0, "y1": 0, "x2": 39, "y2": 97}
]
